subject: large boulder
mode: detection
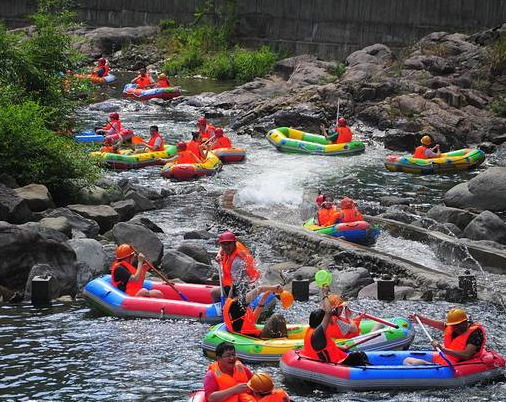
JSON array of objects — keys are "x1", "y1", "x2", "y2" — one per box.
[
  {"x1": 112, "y1": 222, "x2": 163, "y2": 265},
  {"x1": 38, "y1": 217, "x2": 72, "y2": 237},
  {"x1": 357, "y1": 282, "x2": 416, "y2": 300},
  {"x1": 67, "y1": 204, "x2": 119, "y2": 233},
  {"x1": 124, "y1": 190, "x2": 156, "y2": 211},
  {"x1": 161, "y1": 249, "x2": 212, "y2": 283},
  {"x1": 0, "y1": 183, "x2": 33, "y2": 223},
  {"x1": 68, "y1": 239, "x2": 108, "y2": 278},
  {"x1": 111, "y1": 199, "x2": 136, "y2": 222},
  {"x1": 426, "y1": 205, "x2": 477, "y2": 230},
  {"x1": 44, "y1": 208, "x2": 100, "y2": 238},
  {"x1": 462, "y1": 211, "x2": 506, "y2": 245},
  {"x1": 329, "y1": 267, "x2": 374, "y2": 298},
  {"x1": 128, "y1": 216, "x2": 164, "y2": 233},
  {"x1": 444, "y1": 167, "x2": 506, "y2": 211},
  {"x1": 14, "y1": 184, "x2": 55, "y2": 212},
  {"x1": 177, "y1": 242, "x2": 211, "y2": 265},
  {"x1": 82, "y1": 26, "x2": 158, "y2": 55},
  {"x1": 24, "y1": 263, "x2": 78, "y2": 300},
  {"x1": 183, "y1": 230, "x2": 213, "y2": 240},
  {"x1": 0, "y1": 221, "x2": 76, "y2": 291},
  {"x1": 76, "y1": 185, "x2": 111, "y2": 205}
]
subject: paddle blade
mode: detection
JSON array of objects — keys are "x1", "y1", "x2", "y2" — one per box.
[{"x1": 131, "y1": 136, "x2": 144, "y2": 145}]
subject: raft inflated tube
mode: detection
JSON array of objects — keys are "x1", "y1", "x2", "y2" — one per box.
[
  {"x1": 74, "y1": 73, "x2": 117, "y2": 84},
  {"x1": 384, "y1": 148, "x2": 485, "y2": 175},
  {"x1": 161, "y1": 151, "x2": 222, "y2": 180},
  {"x1": 212, "y1": 147, "x2": 246, "y2": 163},
  {"x1": 123, "y1": 83, "x2": 182, "y2": 101},
  {"x1": 74, "y1": 130, "x2": 104, "y2": 143},
  {"x1": 266, "y1": 127, "x2": 365, "y2": 156},
  {"x1": 90, "y1": 144, "x2": 177, "y2": 170},
  {"x1": 303, "y1": 218, "x2": 380, "y2": 246},
  {"x1": 280, "y1": 348, "x2": 505, "y2": 391}
]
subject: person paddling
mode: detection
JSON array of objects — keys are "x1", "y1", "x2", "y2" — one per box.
[
  {"x1": 92, "y1": 57, "x2": 110, "y2": 78},
  {"x1": 136, "y1": 125, "x2": 165, "y2": 153},
  {"x1": 210, "y1": 128, "x2": 233, "y2": 149},
  {"x1": 132, "y1": 67, "x2": 154, "y2": 89},
  {"x1": 413, "y1": 135, "x2": 441, "y2": 159},
  {"x1": 320, "y1": 117, "x2": 353, "y2": 144},
  {"x1": 197, "y1": 116, "x2": 216, "y2": 141},
  {"x1": 156, "y1": 73, "x2": 171, "y2": 88}
]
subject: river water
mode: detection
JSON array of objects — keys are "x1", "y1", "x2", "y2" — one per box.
[{"x1": 1, "y1": 76, "x2": 505, "y2": 401}]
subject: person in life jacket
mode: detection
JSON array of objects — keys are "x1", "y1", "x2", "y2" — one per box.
[
  {"x1": 92, "y1": 57, "x2": 110, "y2": 78},
  {"x1": 156, "y1": 73, "x2": 171, "y2": 88},
  {"x1": 100, "y1": 136, "x2": 120, "y2": 153},
  {"x1": 136, "y1": 126, "x2": 165, "y2": 153},
  {"x1": 223, "y1": 284, "x2": 289, "y2": 339},
  {"x1": 315, "y1": 196, "x2": 340, "y2": 227},
  {"x1": 187, "y1": 131, "x2": 208, "y2": 160},
  {"x1": 96, "y1": 112, "x2": 121, "y2": 136},
  {"x1": 320, "y1": 117, "x2": 353, "y2": 144},
  {"x1": 302, "y1": 286, "x2": 370, "y2": 366},
  {"x1": 413, "y1": 135, "x2": 441, "y2": 159},
  {"x1": 211, "y1": 128, "x2": 233, "y2": 150},
  {"x1": 197, "y1": 116, "x2": 216, "y2": 141},
  {"x1": 203, "y1": 342, "x2": 253, "y2": 402},
  {"x1": 111, "y1": 244, "x2": 163, "y2": 298},
  {"x1": 336, "y1": 197, "x2": 363, "y2": 224},
  {"x1": 131, "y1": 67, "x2": 154, "y2": 89},
  {"x1": 403, "y1": 308, "x2": 486, "y2": 366},
  {"x1": 326, "y1": 294, "x2": 364, "y2": 339},
  {"x1": 247, "y1": 372, "x2": 290, "y2": 402},
  {"x1": 175, "y1": 141, "x2": 203, "y2": 164}
]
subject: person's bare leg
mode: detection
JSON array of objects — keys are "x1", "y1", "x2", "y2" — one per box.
[
  {"x1": 403, "y1": 357, "x2": 432, "y2": 366},
  {"x1": 148, "y1": 289, "x2": 164, "y2": 298}
]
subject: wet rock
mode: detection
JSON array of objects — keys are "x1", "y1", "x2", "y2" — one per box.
[
  {"x1": 112, "y1": 222, "x2": 163, "y2": 265},
  {"x1": 444, "y1": 167, "x2": 506, "y2": 211},
  {"x1": 426, "y1": 205, "x2": 477, "y2": 230},
  {"x1": 39, "y1": 217, "x2": 72, "y2": 237},
  {"x1": 82, "y1": 26, "x2": 158, "y2": 55},
  {"x1": 343, "y1": 44, "x2": 395, "y2": 85},
  {"x1": 43, "y1": 208, "x2": 100, "y2": 239},
  {"x1": 0, "y1": 285, "x2": 14, "y2": 302},
  {"x1": 76, "y1": 185, "x2": 110, "y2": 205},
  {"x1": 442, "y1": 222, "x2": 463, "y2": 237},
  {"x1": 14, "y1": 184, "x2": 54, "y2": 212},
  {"x1": 0, "y1": 173, "x2": 19, "y2": 189},
  {"x1": 124, "y1": 190, "x2": 156, "y2": 211},
  {"x1": 21, "y1": 222, "x2": 69, "y2": 243},
  {"x1": 183, "y1": 230, "x2": 213, "y2": 240},
  {"x1": 111, "y1": 199, "x2": 136, "y2": 222},
  {"x1": 87, "y1": 100, "x2": 121, "y2": 112},
  {"x1": 377, "y1": 207, "x2": 414, "y2": 224},
  {"x1": 357, "y1": 282, "x2": 415, "y2": 300},
  {"x1": 329, "y1": 267, "x2": 374, "y2": 298},
  {"x1": 161, "y1": 249, "x2": 212, "y2": 283},
  {"x1": 263, "y1": 262, "x2": 299, "y2": 285},
  {"x1": 0, "y1": 183, "x2": 33, "y2": 224},
  {"x1": 308, "y1": 281, "x2": 320, "y2": 296},
  {"x1": 119, "y1": 180, "x2": 163, "y2": 202},
  {"x1": 128, "y1": 216, "x2": 164, "y2": 233},
  {"x1": 24, "y1": 263, "x2": 77, "y2": 300},
  {"x1": 379, "y1": 196, "x2": 412, "y2": 207},
  {"x1": 68, "y1": 239, "x2": 108, "y2": 281},
  {"x1": 383, "y1": 129, "x2": 419, "y2": 152},
  {"x1": 462, "y1": 211, "x2": 506, "y2": 245},
  {"x1": 479, "y1": 142, "x2": 497, "y2": 154},
  {"x1": 67, "y1": 204, "x2": 119, "y2": 234},
  {"x1": 273, "y1": 55, "x2": 336, "y2": 86},
  {"x1": 177, "y1": 242, "x2": 211, "y2": 265},
  {"x1": 290, "y1": 266, "x2": 319, "y2": 281}
]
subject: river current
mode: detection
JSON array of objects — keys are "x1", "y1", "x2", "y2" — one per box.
[{"x1": 1, "y1": 76, "x2": 505, "y2": 401}]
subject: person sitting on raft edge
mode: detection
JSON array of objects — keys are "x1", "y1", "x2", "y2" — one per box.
[
  {"x1": 111, "y1": 244, "x2": 163, "y2": 298},
  {"x1": 336, "y1": 197, "x2": 363, "y2": 224},
  {"x1": 136, "y1": 125, "x2": 165, "y2": 153},
  {"x1": 132, "y1": 67, "x2": 154, "y2": 89},
  {"x1": 315, "y1": 195, "x2": 340, "y2": 227},
  {"x1": 187, "y1": 131, "x2": 209, "y2": 160},
  {"x1": 403, "y1": 308, "x2": 486, "y2": 366},
  {"x1": 413, "y1": 135, "x2": 441, "y2": 159},
  {"x1": 92, "y1": 57, "x2": 110, "y2": 78},
  {"x1": 197, "y1": 116, "x2": 216, "y2": 141},
  {"x1": 156, "y1": 73, "x2": 171, "y2": 88},
  {"x1": 210, "y1": 127, "x2": 233, "y2": 149},
  {"x1": 175, "y1": 141, "x2": 203, "y2": 164},
  {"x1": 320, "y1": 117, "x2": 353, "y2": 144}
]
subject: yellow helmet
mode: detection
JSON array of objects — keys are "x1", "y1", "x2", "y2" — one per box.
[
  {"x1": 247, "y1": 372, "x2": 274, "y2": 394},
  {"x1": 446, "y1": 308, "x2": 468, "y2": 325},
  {"x1": 421, "y1": 135, "x2": 432, "y2": 145}
]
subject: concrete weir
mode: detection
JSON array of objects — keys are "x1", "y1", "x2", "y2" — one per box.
[{"x1": 216, "y1": 190, "x2": 455, "y2": 293}]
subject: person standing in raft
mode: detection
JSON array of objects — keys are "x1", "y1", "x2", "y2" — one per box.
[
  {"x1": 320, "y1": 117, "x2": 353, "y2": 144},
  {"x1": 96, "y1": 112, "x2": 121, "y2": 136},
  {"x1": 92, "y1": 57, "x2": 110, "y2": 78},
  {"x1": 210, "y1": 128, "x2": 233, "y2": 150},
  {"x1": 156, "y1": 73, "x2": 171, "y2": 88},
  {"x1": 403, "y1": 308, "x2": 486, "y2": 366},
  {"x1": 175, "y1": 141, "x2": 203, "y2": 164},
  {"x1": 204, "y1": 342, "x2": 253, "y2": 402},
  {"x1": 247, "y1": 372, "x2": 290, "y2": 402},
  {"x1": 111, "y1": 244, "x2": 163, "y2": 298},
  {"x1": 197, "y1": 116, "x2": 216, "y2": 141},
  {"x1": 131, "y1": 67, "x2": 154, "y2": 89},
  {"x1": 335, "y1": 197, "x2": 363, "y2": 223},
  {"x1": 413, "y1": 135, "x2": 441, "y2": 159},
  {"x1": 315, "y1": 195, "x2": 340, "y2": 227},
  {"x1": 136, "y1": 126, "x2": 165, "y2": 153},
  {"x1": 223, "y1": 284, "x2": 290, "y2": 339}
]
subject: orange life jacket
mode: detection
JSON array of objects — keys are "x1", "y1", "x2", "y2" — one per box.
[
  {"x1": 413, "y1": 145, "x2": 429, "y2": 159},
  {"x1": 302, "y1": 327, "x2": 348, "y2": 363},
  {"x1": 317, "y1": 207, "x2": 340, "y2": 227},
  {"x1": 254, "y1": 389, "x2": 290, "y2": 402},
  {"x1": 434, "y1": 323, "x2": 486, "y2": 365},
  {"x1": 327, "y1": 316, "x2": 361, "y2": 339},
  {"x1": 103, "y1": 120, "x2": 121, "y2": 134},
  {"x1": 157, "y1": 79, "x2": 170, "y2": 88},
  {"x1": 223, "y1": 297, "x2": 261, "y2": 337},
  {"x1": 177, "y1": 150, "x2": 202, "y2": 164},
  {"x1": 337, "y1": 208, "x2": 363, "y2": 224},
  {"x1": 207, "y1": 360, "x2": 250, "y2": 402},
  {"x1": 199, "y1": 124, "x2": 215, "y2": 141},
  {"x1": 146, "y1": 132, "x2": 165, "y2": 151},
  {"x1": 93, "y1": 64, "x2": 110, "y2": 77},
  {"x1": 133, "y1": 74, "x2": 153, "y2": 88},
  {"x1": 111, "y1": 260, "x2": 144, "y2": 296},
  {"x1": 220, "y1": 242, "x2": 260, "y2": 287},
  {"x1": 334, "y1": 126, "x2": 353, "y2": 144},
  {"x1": 187, "y1": 140, "x2": 202, "y2": 158},
  {"x1": 212, "y1": 136, "x2": 232, "y2": 149},
  {"x1": 100, "y1": 145, "x2": 118, "y2": 154}
]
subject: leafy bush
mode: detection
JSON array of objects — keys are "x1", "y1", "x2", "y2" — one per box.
[
  {"x1": 232, "y1": 46, "x2": 277, "y2": 81},
  {"x1": 490, "y1": 97, "x2": 506, "y2": 117},
  {"x1": 488, "y1": 33, "x2": 506, "y2": 74}
]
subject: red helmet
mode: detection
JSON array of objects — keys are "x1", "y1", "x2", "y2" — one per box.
[
  {"x1": 98, "y1": 57, "x2": 106, "y2": 65},
  {"x1": 177, "y1": 141, "x2": 187, "y2": 151},
  {"x1": 109, "y1": 112, "x2": 119, "y2": 120},
  {"x1": 215, "y1": 128, "x2": 224, "y2": 137},
  {"x1": 316, "y1": 194, "x2": 325, "y2": 206},
  {"x1": 218, "y1": 230, "x2": 236, "y2": 243},
  {"x1": 341, "y1": 197, "x2": 354, "y2": 209},
  {"x1": 116, "y1": 244, "x2": 135, "y2": 259},
  {"x1": 197, "y1": 117, "x2": 207, "y2": 125},
  {"x1": 338, "y1": 117, "x2": 347, "y2": 127}
]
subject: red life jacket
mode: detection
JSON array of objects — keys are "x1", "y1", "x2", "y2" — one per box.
[
  {"x1": 133, "y1": 74, "x2": 153, "y2": 88},
  {"x1": 220, "y1": 242, "x2": 260, "y2": 287},
  {"x1": 327, "y1": 316, "x2": 361, "y2": 339},
  {"x1": 302, "y1": 327, "x2": 348, "y2": 363},
  {"x1": 335, "y1": 126, "x2": 353, "y2": 144},
  {"x1": 212, "y1": 137, "x2": 232, "y2": 149},
  {"x1": 413, "y1": 145, "x2": 429, "y2": 159},
  {"x1": 254, "y1": 389, "x2": 290, "y2": 402},
  {"x1": 337, "y1": 208, "x2": 363, "y2": 224},
  {"x1": 147, "y1": 132, "x2": 165, "y2": 151},
  {"x1": 199, "y1": 124, "x2": 216, "y2": 141},
  {"x1": 93, "y1": 64, "x2": 110, "y2": 77},
  {"x1": 223, "y1": 297, "x2": 261, "y2": 337},
  {"x1": 158, "y1": 79, "x2": 170, "y2": 88},
  {"x1": 177, "y1": 150, "x2": 202, "y2": 164},
  {"x1": 111, "y1": 260, "x2": 144, "y2": 296},
  {"x1": 207, "y1": 360, "x2": 250, "y2": 402},
  {"x1": 187, "y1": 140, "x2": 202, "y2": 158},
  {"x1": 103, "y1": 120, "x2": 121, "y2": 133},
  {"x1": 434, "y1": 323, "x2": 486, "y2": 365},
  {"x1": 317, "y1": 207, "x2": 340, "y2": 227}
]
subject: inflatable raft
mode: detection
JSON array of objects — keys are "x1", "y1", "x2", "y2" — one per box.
[
  {"x1": 385, "y1": 148, "x2": 485, "y2": 175},
  {"x1": 74, "y1": 130, "x2": 104, "y2": 143},
  {"x1": 161, "y1": 151, "x2": 222, "y2": 180},
  {"x1": 212, "y1": 147, "x2": 246, "y2": 163},
  {"x1": 267, "y1": 127, "x2": 365, "y2": 156},
  {"x1": 202, "y1": 317, "x2": 414, "y2": 363},
  {"x1": 90, "y1": 145, "x2": 177, "y2": 170},
  {"x1": 123, "y1": 83, "x2": 182, "y2": 100},
  {"x1": 74, "y1": 73, "x2": 117, "y2": 84},
  {"x1": 303, "y1": 218, "x2": 380, "y2": 246},
  {"x1": 280, "y1": 348, "x2": 505, "y2": 391}
]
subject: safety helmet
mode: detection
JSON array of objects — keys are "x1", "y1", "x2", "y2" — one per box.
[
  {"x1": 446, "y1": 308, "x2": 468, "y2": 326},
  {"x1": 109, "y1": 112, "x2": 119, "y2": 120},
  {"x1": 328, "y1": 294, "x2": 345, "y2": 308},
  {"x1": 215, "y1": 128, "x2": 224, "y2": 137},
  {"x1": 280, "y1": 290, "x2": 294, "y2": 309},
  {"x1": 177, "y1": 141, "x2": 187, "y2": 151},
  {"x1": 158, "y1": 73, "x2": 167, "y2": 79},
  {"x1": 98, "y1": 57, "x2": 106, "y2": 65},
  {"x1": 197, "y1": 116, "x2": 207, "y2": 125},
  {"x1": 421, "y1": 135, "x2": 432, "y2": 145},
  {"x1": 218, "y1": 230, "x2": 236, "y2": 243},
  {"x1": 340, "y1": 197, "x2": 354, "y2": 209},
  {"x1": 247, "y1": 372, "x2": 274, "y2": 394},
  {"x1": 337, "y1": 117, "x2": 347, "y2": 127},
  {"x1": 116, "y1": 244, "x2": 135, "y2": 259}
]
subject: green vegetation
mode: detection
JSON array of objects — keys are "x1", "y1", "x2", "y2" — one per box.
[
  {"x1": 488, "y1": 33, "x2": 506, "y2": 73},
  {"x1": 0, "y1": 0, "x2": 100, "y2": 204},
  {"x1": 490, "y1": 97, "x2": 506, "y2": 117}
]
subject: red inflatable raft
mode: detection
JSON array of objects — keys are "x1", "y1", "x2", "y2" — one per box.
[{"x1": 212, "y1": 147, "x2": 246, "y2": 163}]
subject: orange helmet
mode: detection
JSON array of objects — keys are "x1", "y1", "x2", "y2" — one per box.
[
  {"x1": 446, "y1": 308, "x2": 468, "y2": 326},
  {"x1": 280, "y1": 290, "x2": 294, "y2": 309},
  {"x1": 247, "y1": 372, "x2": 274, "y2": 394},
  {"x1": 328, "y1": 294, "x2": 345, "y2": 308},
  {"x1": 421, "y1": 135, "x2": 431, "y2": 145},
  {"x1": 340, "y1": 197, "x2": 354, "y2": 209},
  {"x1": 116, "y1": 244, "x2": 135, "y2": 259}
]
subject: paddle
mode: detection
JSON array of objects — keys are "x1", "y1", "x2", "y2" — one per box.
[
  {"x1": 342, "y1": 331, "x2": 381, "y2": 352},
  {"x1": 350, "y1": 310, "x2": 399, "y2": 329},
  {"x1": 415, "y1": 316, "x2": 454, "y2": 368}
]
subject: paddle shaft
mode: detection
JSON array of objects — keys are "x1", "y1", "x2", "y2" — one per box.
[
  {"x1": 336, "y1": 99, "x2": 340, "y2": 122},
  {"x1": 415, "y1": 316, "x2": 454, "y2": 368},
  {"x1": 355, "y1": 311, "x2": 399, "y2": 329},
  {"x1": 343, "y1": 332, "x2": 381, "y2": 351}
]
